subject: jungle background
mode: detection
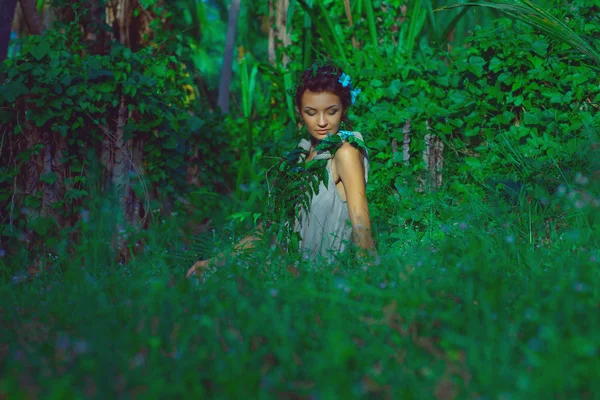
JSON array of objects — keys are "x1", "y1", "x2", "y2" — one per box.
[{"x1": 1, "y1": 0, "x2": 600, "y2": 398}]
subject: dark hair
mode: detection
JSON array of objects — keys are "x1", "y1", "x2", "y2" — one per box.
[{"x1": 294, "y1": 64, "x2": 352, "y2": 125}]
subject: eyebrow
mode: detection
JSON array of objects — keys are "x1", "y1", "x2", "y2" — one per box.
[{"x1": 304, "y1": 105, "x2": 340, "y2": 111}]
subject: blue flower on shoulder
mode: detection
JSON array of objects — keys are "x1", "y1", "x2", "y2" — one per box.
[{"x1": 339, "y1": 130, "x2": 354, "y2": 141}]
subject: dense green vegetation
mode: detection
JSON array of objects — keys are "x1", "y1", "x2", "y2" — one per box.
[{"x1": 1, "y1": 0, "x2": 599, "y2": 397}]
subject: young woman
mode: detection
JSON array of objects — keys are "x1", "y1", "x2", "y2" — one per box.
[{"x1": 186, "y1": 64, "x2": 377, "y2": 279}]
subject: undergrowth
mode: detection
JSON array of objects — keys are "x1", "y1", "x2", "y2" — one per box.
[{"x1": 1, "y1": 169, "x2": 599, "y2": 399}]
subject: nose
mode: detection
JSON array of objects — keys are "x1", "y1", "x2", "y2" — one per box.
[{"x1": 318, "y1": 114, "x2": 328, "y2": 127}]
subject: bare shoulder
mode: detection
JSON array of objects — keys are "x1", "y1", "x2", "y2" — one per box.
[
  {"x1": 335, "y1": 139, "x2": 363, "y2": 162},
  {"x1": 334, "y1": 141, "x2": 364, "y2": 177}
]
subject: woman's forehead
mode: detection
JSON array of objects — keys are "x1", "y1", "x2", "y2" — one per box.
[{"x1": 301, "y1": 90, "x2": 341, "y2": 107}]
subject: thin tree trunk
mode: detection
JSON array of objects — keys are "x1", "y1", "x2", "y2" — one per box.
[
  {"x1": 112, "y1": 93, "x2": 130, "y2": 217},
  {"x1": 402, "y1": 119, "x2": 411, "y2": 166},
  {"x1": 18, "y1": 0, "x2": 43, "y2": 35},
  {"x1": 276, "y1": 0, "x2": 290, "y2": 66},
  {"x1": 40, "y1": 132, "x2": 59, "y2": 222},
  {"x1": 0, "y1": 0, "x2": 18, "y2": 62},
  {"x1": 217, "y1": 0, "x2": 241, "y2": 113},
  {"x1": 112, "y1": 93, "x2": 133, "y2": 261},
  {"x1": 268, "y1": 0, "x2": 275, "y2": 64},
  {"x1": 342, "y1": 0, "x2": 357, "y2": 49},
  {"x1": 267, "y1": 0, "x2": 291, "y2": 66},
  {"x1": 422, "y1": 120, "x2": 444, "y2": 191}
]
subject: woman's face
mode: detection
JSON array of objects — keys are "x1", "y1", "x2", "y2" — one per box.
[{"x1": 299, "y1": 90, "x2": 344, "y2": 142}]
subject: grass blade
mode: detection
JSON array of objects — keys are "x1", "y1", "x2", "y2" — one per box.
[
  {"x1": 364, "y1": 0, "x2": 378, "y2": 48},
  {"x1": 287, "y1": 0, "x2": 297, "y2": 34},
  {"x1": 296, "y1": 0, "x2": 347, "y2": 63}
]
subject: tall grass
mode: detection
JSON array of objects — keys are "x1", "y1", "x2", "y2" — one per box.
[{"x1": 2, "y1": 167, "x2": 600, "y2": 398}]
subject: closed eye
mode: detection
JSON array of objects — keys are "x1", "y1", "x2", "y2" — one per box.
[{"x1": 306, "y1": 110, "x2": 339, "y2": 116}]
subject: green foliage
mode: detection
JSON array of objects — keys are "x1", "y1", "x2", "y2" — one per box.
[
  {"x1": 2, "y1": 3, "x2": 600, "y2": 398},
  {"x1": 2, "y1": 190, "x2": 600, "y2": 398},
  {"x1": 0, "y1": 19, "x2": 232, "y2": 253}
]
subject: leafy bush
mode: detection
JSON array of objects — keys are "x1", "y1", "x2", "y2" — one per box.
[{"x1": 0, "y1": 19, "x2": 235, "y2": 261}]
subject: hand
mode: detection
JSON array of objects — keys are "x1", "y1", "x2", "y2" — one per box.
[
  {"x1": 357, "y1": 250, "x2": 380, "y2": 268},
  {"x1": 186, "y1": 258, "x2": 213, "y2": 279}
]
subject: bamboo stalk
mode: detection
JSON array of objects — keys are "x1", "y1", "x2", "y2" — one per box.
[{"x1": 343, "y1": 0, "x2": 357, "y2": 49}]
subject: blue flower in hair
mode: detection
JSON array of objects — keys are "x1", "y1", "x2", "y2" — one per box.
[
  {"x1": 339, "y1": 130, "x2": 354, "y2": 141},
  {"x1": 350, "y1": 88, "x2": 361, "y2": 104},
  {"x1": 338, "y1": 73, "x2": 352, "y2": 88}
]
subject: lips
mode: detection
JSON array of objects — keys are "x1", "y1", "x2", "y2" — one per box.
[{"x1": 315, "y1": 130, "x2": 329, "y2": 134}]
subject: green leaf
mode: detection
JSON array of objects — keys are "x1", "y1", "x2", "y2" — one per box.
[
  {"x1": 465, "y1": 157, "x2": 481, "y2": 168},
  {"x1": 30, "y1": 41, "x2": 50, "y2": 61},
  {"x1": 24, "y1": 195, "x2": 41, "y2": 208},
  {"x1": 187, "y1": 116, "x2": 204, "y2": 131},
  {"x1": 29, "y1": 216, "x2": 55, "y2": 235},
  {"x1": 497, "y1": 72, "x2": 512, "y2": 83},
  {"x1": 489, "y1": 57, "x2": 503, "y2": 72},
  {"x1": 0, "y1": 80, "x2": 29, "y2": 102},
  {"x1": 531, "y1": 40, "x2": 548, "y2": 56},
  {"x1": 40, "y1": 171, "x2": 58, "y2": 184},
  {"x1": 469, "y1": 56, "x2": 486, "y2": 67}
]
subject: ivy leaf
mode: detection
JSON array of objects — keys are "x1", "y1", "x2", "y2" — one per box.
[
  {"x1": 346, "y1": 135, "x2": 367, "y2": 151},
  {"x1": 489, "y1": 57, "x2": 503, "y2": 72},
  {"x1": 40, "y1": 172, "x2": 57, "y2": 184},
  {"x1": 28, "y1": 216, "x2": 55, "y2": 235},
  {"x1": 465, "y1": 157, "x2": 481, "y2": 168},
  {"x1": 30, "y1": 41, "x2": 50, "y2": 61},
  {"x1": 531, "y1": 40, "x2": 548, "y2": 56},
  {"x1": 0, "y1": 80, "x2": 29, "y2": 103},
  {"x1": 186, "y1": 116, "x2": 204, "y2": 131}
]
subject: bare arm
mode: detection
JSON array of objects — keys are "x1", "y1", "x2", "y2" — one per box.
[
  {"x1": 334, "y1": 143, "x2": 378, "y2": 260},
  {"x1": 212, "y1": 222, "x2": 266, "y2": 265}
]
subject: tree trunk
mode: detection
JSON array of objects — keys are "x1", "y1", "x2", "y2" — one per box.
[
  {"x1": 217, "y1": 0, "x2": 241, "y2": 113},
  {"x1": 18, "y1": 0, "x2": 43, "y2": 35},
  {"x1": 342, "y1": 0, "x2": 357, "y2": 49},
  {"x1": 422, "y1": 121, "x2": 444, "y2": 191},
  {"x1": 40, "y1": 131, "x2": 62, "y2": 224},
  {"x1": 402, "y1": 119, "x2": 411, "y2": 166},
  {"x1": 268, "y1": 0, "x2": 291, "y2": 66},
  {"x1": 0, "y1": 0, "x2": 18, "y2": 62}
]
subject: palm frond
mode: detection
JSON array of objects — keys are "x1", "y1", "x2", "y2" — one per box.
[{"x1": 435, "y1": 0, "x2": 600, "y2": 67}]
